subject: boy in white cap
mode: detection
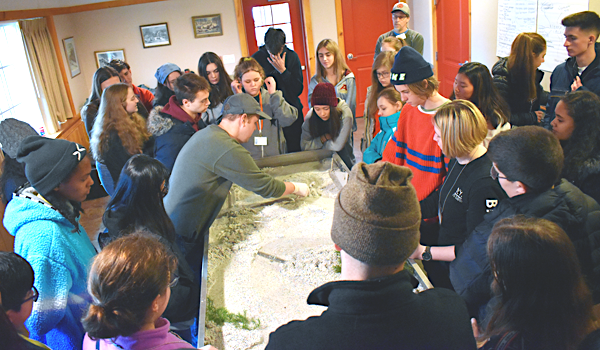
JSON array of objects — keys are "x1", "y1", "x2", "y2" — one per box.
[{"x1": 374, "y1": 2, "x2": 424, "y2": 58}]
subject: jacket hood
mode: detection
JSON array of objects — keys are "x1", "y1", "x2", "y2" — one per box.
[
  {"x1": 147, "y1": 105, "x2": 173, "y2": 137},
  {"x1": 160, "y1": 96, "x2": 201, "y2": 129},
  {"x1": 4, "y1": 193, "x2": 74, "y2": 236}
]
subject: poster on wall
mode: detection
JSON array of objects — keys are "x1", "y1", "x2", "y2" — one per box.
[
  {"x1": 95, "y1": 49, "x2": 126, "y2": 68},
  {"x1": 496, "y1": 0, "x2": 537, "y2": 58},
  {"x1": 62, "y1": 37, "x2": 80, "y2": 78},
  {"x1": 537, "y1": 0, "x2": 589, "y2": 72}
]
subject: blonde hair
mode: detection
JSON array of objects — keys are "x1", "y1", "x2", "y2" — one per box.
[
  {"x1": 90, "y1": 83, "x2": 150, "y2": 162},
  {"x1": 315, "y1": 39, "x2": 349, "y2": 83},
  {"x1": 233, "y1": 57, "x2": 265, "y2": 82},
  {"x1": 407, "y1": 76, "x2": 439, "y2": 98},
  {"x1": 382, "y1": 36, "x2": 406, "y2": 53},
  {"x1": 433, "y1": 100, "x2": 488, "y2": 158}
]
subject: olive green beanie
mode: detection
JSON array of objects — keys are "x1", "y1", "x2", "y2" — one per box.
[{"x1": 331, "y1": 162, "x2": 421, "y2": 266}]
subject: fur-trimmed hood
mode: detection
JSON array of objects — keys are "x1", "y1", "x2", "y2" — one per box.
[{"x1": 147, "y1": 105, "x2": 174, "y2": 137}]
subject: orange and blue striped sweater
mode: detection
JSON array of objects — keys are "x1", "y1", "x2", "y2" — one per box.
[{"x1": 382, "y1": 103, "x2": 447, "y2": 201}]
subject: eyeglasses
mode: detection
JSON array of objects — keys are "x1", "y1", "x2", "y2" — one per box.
[
  {"x1": 22, "y1": 286, "x2": 39, "y2": 304},
  {"x1": 376, "y1": 71, "x2": 391, "y2": 78},
  {"x1": 169, "y1": 274, "x2": 179, "y2": 288},
  {"x1": 490, "y1": 165, "x2": 508, "y2": 181},
  {"x1": 392, "y1": 14, "x2": 408, "y2": 20}
]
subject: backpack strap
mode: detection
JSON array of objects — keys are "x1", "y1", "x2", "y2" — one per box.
[{"x1": 494, "y1": 331, "x2": 519, "y2": 350}]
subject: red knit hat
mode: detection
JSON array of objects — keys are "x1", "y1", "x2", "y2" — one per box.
[{"x1": 311, "y1": 82, "x2": 338, "y2": 107}]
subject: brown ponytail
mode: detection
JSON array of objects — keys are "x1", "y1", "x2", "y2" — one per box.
[
  {"x1": 507, "y1": 32, "x2": 546, "y2": 102},
  {"x1": 82, "y1": 232, "x2": 177, "y2": 339}
]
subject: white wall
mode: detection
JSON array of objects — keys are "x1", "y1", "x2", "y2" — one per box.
[
  {"x1": 409, "y1": 0, "x2": 434, "y2": 64},
  {"x1": 310, "y1": 0, "x2": 338, "y2": 46}
]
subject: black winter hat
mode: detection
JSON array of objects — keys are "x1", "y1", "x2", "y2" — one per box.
[
  {"x1": 390, "y1": 46, "x2": 433, "y2": 85},
  {"x1": 0, "y1": 119, "x2": 38, "y2": 159},
  {"x1": 17, "y1": 135, "x2": 87, "y2": 197},
  {"x1": 331, "y1": 162, "x2": 421, "y2": 266}
]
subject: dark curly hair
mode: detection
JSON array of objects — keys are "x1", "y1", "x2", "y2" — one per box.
[{"x1": 558, "y1": 91, "x2": 600, "y2": 181}]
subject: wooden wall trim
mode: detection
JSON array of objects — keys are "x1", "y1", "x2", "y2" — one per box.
[
  {"x1": 334, "y1": 0, "x2": 345, "y2": 56},
  {"x1": 432, "y1": 0, "x2": 438, "y2": 77},
  {"x1": 302, "y1": 0, "x2": 316, "y2": 77},
  {"x1": 46, "y1": 15, "x2": 76, "y2": 118},
  {"x1": 0, "y1": 0, "x2": 167, "y2": 21},
  {"x1": 234, "y1": 0, "x2": 249, "y2": 57}
]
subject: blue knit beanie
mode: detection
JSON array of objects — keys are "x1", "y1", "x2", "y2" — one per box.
[
  {"x1": 390, "y1": 46, "x2": 433, "y2": 85},
  {"x1": 154, "y1": 63, "x2": 181, "y2": 84}
]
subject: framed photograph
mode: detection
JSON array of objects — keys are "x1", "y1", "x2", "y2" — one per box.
[
  {"x1": 140, "y1": 22, "x2": 171, "y2": 48},
  {"x1": 62, "y1": 37, "x2": 80, "y2": 78},
  {"x1": 94, "y1": 49, "x2": 126, "y2": 68},
  {"x1": 192, "y1": 14, "x2": 223, "y2": 38}
]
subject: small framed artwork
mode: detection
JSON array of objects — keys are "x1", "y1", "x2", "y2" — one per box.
[
  {"x1": 94, "y1": 49, "x2": 126, "y2": 68},
  {"x1": 140, "y1": 22, "x2": 171, "y2": 48},
  {"x1": 192, "y1": 14, "x2": 223, "y2": 38},
  {"x1": 62, "y1": 37, "x2": 80, "y2": 78}
]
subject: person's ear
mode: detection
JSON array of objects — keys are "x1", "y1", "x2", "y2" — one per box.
[
  {"x1": 514, "y1": 181, "x2": 528, "y2": 195},
  {"x1": 182, "y1": 99, "x2": 191, "y2": 108},
  {"x1": 150, "y1": 294, "x2": 161, "y2": 313}
]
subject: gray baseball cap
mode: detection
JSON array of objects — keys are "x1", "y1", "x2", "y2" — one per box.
[{"x1": 221, "y1": 94, "x2": 271, "y2": 120}]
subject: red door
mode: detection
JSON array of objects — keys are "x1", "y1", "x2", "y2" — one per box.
[
  {"x1": 242, "y1": 0, "x2": 310, "y2": 116},
  {"x1": 436, "y1": 0, "x2": 470, "y2": 98},
  {"x1": 341, "y1": 0, "x2": 401, "y2": 117}
]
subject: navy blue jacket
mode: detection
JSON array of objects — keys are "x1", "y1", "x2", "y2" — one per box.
[
  {"x1": 450, "y1": 179, "x2": 600, "y2": 320},
  {"x1": 545, "y1": 43, "x2": 600, "y2": 128}
]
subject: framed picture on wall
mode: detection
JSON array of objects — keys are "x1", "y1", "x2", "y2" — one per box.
[
  {"x1": 94, "y1": 49, "x2": 126, "y2": 68},
  {"x1": 192, "y1": 14, "x2": 223, "y2": 38},
  {"x1": 62, "y1": 37, "x2": 80, "y2": 78},
  {"x1": 140, "y1": 22, "x2": 171, "y2": 48}
]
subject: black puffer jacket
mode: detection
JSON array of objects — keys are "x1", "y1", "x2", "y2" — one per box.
[
  {"x1": 492, "y1": 57, "x2": 548, "y2": 127},
  {"x1": 563, "y1": 155, "x2": 600, "y2": 205},
  {"x1": 450, "y1": 179, "x2": 600, "y2": 319}
]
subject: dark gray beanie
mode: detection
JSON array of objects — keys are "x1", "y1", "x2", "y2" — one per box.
[
  {"x1": 390, "y1": 46, "x2": 433, "y2": 85},
  {"x1": 331, "y1": 162, "x2": 421, "y2": 266},
  {"x1": 17, "y1": 135, "x2": 87, "y2": 197},
  {"x1": 0, "y1": 119, "x2": 38, "y2": 159}
]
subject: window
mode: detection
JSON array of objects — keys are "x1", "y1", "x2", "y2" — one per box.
[
  {"x1": 0, "y1": 22, "x2": 45, "y2": 134},
  {"x1": 252, "y1": 3, "x2": 295, "y2": 51}
]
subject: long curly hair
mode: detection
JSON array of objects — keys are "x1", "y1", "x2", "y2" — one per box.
[
  {"x1": 451, "y1": 62, "x2": 510, "y2": 128},
  {"x1": 366, "y1": 52, "x2": 396, "y2": 122},
  {"x1": 198, "y1": 52, "x2": 233, "y2": 107},
  {"x1": 90, "y1": 84, "x2": 150, "y2": 162},
  {"x1": 558, "y1": 91, "x2": 600, "y2": 180}
]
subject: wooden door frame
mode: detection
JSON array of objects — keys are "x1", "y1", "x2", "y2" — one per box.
[
  {"x1": 234, "y1": 0, "x2": 316, "y2": 77},
  {"x1": 432, "y1": 0, "x2": 471, "y2": 77}
]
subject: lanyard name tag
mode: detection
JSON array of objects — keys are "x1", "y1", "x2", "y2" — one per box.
[{"x1": 254, "y1": 136, "x2": 268, "y2": 146}]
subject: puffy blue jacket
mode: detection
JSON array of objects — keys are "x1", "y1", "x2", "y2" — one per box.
[
  {"x1": 544, "y1": 43, "x2": 600, "y2": 128},
  {"x1": 4, "y1": 190, "x2": 97, "y2": 350},
  {"x1": 363, "y1": 110, "x2": 400, "y2": 164},
  {"x1": 450, "y1": 180, "x2": 600, "y2": 320}
]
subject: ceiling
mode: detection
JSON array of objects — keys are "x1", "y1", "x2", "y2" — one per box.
[{"x1": 3, "y1": 0, "x2": 112, "y2": 12}]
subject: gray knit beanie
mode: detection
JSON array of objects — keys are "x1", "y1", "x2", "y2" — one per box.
[
  {"x1": 0, "y1": 119, "x2": 38, "y2": 159},
  {"x1": 331, "y1": 162, "x2": 421, "y2": 266}
]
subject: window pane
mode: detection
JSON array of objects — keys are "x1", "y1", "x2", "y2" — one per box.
[
  {"x1": 274, "y1": 23, "x2": 293, "y2": 43},
  {"x1": 271, "y1": 3, "x2": 291, "y2": 24},
  {"x1": 255, "y1": 26, "x2": 270, "y2": 47},
  {"x1": 252, "y1": 6, "x2": 273, "y2": 27},
  {"x1": 286, "y1": 42, "x2": 294, "y2": 52}
]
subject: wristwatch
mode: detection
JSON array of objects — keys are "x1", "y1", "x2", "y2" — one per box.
[{"x1": 422, "y1": 246, "x2": 432, "y2": 261}]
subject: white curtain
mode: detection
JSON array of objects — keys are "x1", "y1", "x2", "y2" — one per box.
[{"x1": 19, "y1": 18, "x2": 72, "y2": 134}]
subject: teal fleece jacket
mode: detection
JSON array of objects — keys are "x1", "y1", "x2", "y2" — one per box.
[
  {"x1": 4, "y1": 192, "x2": 97, "y2": 350},
  {"x1": 363, "y1": 110, "x2": 400, "y2": 164}
]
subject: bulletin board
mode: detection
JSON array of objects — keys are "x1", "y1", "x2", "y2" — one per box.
[{"x1": 496, "y1": 0, "x2": 589, "y2": 72}]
